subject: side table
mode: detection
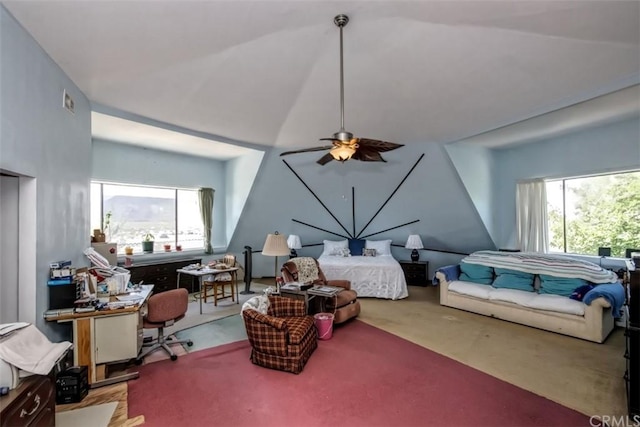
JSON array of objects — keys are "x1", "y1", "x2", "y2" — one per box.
[
  {"x1": 279, "y1": 287, "x2": 317, "y2": 314},
  {"x1": 399, "y1": 261, "x2": 429, "y2": 286}
]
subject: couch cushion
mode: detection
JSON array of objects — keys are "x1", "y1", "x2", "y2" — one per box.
[
  {"x1": 539, "y1": 275, "x2": 589, "y2": 297},
  {"x1": 488, "y1": 288, "x2": 536, "y2": 306},
  {"x1": 459, "y1": 262, "x2": 494, "y2": 285},
  {"x1": 492, "y1": 268, "x2": 535, "y2": 291},
  {"x1": 448, "y1": 281, "x2": 493, "y2": 300},
  {"x1": 523, "y1": 294, "x2": 585, "y2": 316}
]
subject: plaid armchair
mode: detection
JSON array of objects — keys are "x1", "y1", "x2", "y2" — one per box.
[{"x1": 242, "y1": 295, "x2": 317, "y2": 374}]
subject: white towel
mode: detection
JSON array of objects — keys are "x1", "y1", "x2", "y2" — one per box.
[{"x1": 0, "y1": 324, "x2": 71, "y2": 375}]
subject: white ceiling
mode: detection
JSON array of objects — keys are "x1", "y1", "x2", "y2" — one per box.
[{"x1": 5, "y1": 1, "x2": 640, "y2": 156}]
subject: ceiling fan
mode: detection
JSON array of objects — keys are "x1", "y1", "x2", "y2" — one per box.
[{"x1": 280, "y1": 14, "x2": 403, "y2": 166}]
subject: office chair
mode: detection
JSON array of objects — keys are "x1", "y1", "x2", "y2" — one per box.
[{"x1": 136, "y1": 288, "x2": 193, "y2": 363}]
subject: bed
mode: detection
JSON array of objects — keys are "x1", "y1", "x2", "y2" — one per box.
[{"x1": 317, "y1": 239, "x2": 409, "y2": 300}]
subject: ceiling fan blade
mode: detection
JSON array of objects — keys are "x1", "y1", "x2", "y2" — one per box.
[
  {"x1": 280, "y1": 145, "x2": 334, "y2": 157},
  {"x1": 357, "y1": 138, "x2": 404, "y2": 153},
  {"x1": 317, "y1": 153, "x2": 334, "y2": 165},
  {"x1": 351, "y1": 148, "x2": 385, "y2": 162}
]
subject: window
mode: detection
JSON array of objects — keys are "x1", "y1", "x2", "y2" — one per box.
[
  {"x1": 546, "y1": 171, "x2": 640, "y2": 257},
  {"x1": 91, "y1": 182, "x2": 204, "y2": 255}
]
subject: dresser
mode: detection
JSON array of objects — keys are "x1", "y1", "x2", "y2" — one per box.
[
  {"x1": 0, "y1": 375, "x2": 55, "y2": 427},
  {"x1": 127, "y1": 257, "x2": 201, "y2": 293},
  {"x1": 626, "y1": 269, "x2": 639, "y2": 418},
  {"x1": 399, "y1": 261, "x2": 429, "y2": 286}
]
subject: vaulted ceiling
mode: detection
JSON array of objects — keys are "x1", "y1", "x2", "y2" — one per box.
[{"x1": 4, "y1": 1, "x2": 639, "y2": 153}]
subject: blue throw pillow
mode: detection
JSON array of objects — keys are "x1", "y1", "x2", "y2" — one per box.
[
  {"x1": 492, "y1": 268, "x2": 535, "y2": 291},
  {"x1": 348, "y1": 239, "x2": 366, "y2": 256},
  {"x1": 459, "y1": 262, "x2": 493, "y2": 285},
  {"x1": 539, "y1": 275, "x2": 589, "y2": 297}
]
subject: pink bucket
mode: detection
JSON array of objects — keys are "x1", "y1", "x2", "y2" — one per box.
[{"x1": 314, "y1": 313, "x2": 334, "y2": 340}]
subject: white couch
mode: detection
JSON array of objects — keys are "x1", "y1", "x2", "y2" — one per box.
[{"x1": 437, "y1": 272, "x2": 614, "y2": 343}]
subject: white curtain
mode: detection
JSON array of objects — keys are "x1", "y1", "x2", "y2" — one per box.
[{"x1": 516, "y1": 180, "x2": 548, "y2": 253}]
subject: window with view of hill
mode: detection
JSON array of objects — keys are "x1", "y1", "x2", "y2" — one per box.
[
  {"x1": 546, "y1": 171, "x2": 640, "y2": 257},
  {"x1": 91, "y1": 182, "x2": 203, "y2": 255}
]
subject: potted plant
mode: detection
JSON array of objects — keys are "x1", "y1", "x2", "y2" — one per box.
[
  {"x1": 124, "y1": 246, "x2": 134, "y2": 256},
  {"x1": 163, "y1": 243, "x2": 171, "y2": 252},
  {"x1": 142, "y1": 233, "x2": 155, "y2": 254}
]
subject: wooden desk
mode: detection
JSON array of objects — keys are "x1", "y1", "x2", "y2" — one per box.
[
  {"x1": 45, "y1": 285, "x2": 153, "y2": 388},
  {"x1": 176, "y1": 268, "x2": 239, "y2": 314}
]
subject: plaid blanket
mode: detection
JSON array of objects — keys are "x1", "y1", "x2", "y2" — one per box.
[{"x1": 462, "y1": 251, "x2": 618, "y2": 284}]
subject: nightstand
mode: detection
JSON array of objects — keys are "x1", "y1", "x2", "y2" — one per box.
[{"x1": 400, "y1": 261, "x2": 429, "y2": 286}]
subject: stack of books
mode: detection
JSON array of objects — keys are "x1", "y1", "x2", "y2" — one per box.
[
  {"x1": 308, "y1": 285, "x2": 342, "y2": 297},
  {"x1": 48, "y1": 260, "x2": 75, "y2": 285},
  {"x1": 43, "y1": 308, "x2": 75, "y2": 319}
]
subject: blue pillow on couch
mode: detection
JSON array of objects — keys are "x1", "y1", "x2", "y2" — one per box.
[
  {"x1": 459, "y1": 262, "x2": 494, "y2": 285},
  {"x1": 539, "y1": 275, "x2": 589, "y2": 297},
  {"x1": 492, "y1": 268, "x2": 535, "y2": 291}
]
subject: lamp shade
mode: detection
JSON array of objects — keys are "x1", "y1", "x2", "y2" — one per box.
[
  {"x1": 405, "y1": 234, "x2": 424, "y2": 250},
  {"x1": 263, "y1": 232, "x2": 290, "y2": 256},
  {"x1": 330, "y1": 145, "x2": 356, "y2": 161},
  {"x1": 287, "y1": 235, "x2": 302, "y2": 250}
]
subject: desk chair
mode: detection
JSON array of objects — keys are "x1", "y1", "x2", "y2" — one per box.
[{"x1": 136, "y1": 288, "x2": 193, "y2": 363}]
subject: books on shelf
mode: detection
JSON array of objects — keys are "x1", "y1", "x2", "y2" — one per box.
[{"x1": 47, "y1": 277, "x2": 74, "y2": 286}]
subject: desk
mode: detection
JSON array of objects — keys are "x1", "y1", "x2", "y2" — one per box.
[
  {"x1": 45, "y1": 285, "x2": 153, "y2": 388},
  {"x1": 176, "y1": 268, "x2": 239, "y2": 314}
]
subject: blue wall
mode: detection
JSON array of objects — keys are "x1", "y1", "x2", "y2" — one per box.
[
  {"x1": 229, "y1": 142, "x2": 494, "y2": 278},
  {"x1": 91, "y1": 139, "x2": 231, "y2": 251},
  {"x1": 1, "y1": 6, "x2": 92, "y2": 340},
  {"x1": 492, "y1": 117, "x2": 640, "y2": 249}
]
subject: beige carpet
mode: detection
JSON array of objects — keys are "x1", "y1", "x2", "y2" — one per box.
[{"x1": 358, "y1": 285, "x2": 626, "y2": 418}]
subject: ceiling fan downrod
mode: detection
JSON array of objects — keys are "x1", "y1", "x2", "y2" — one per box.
[{"x1": 334, "y1": 14, "x2": 353, "y2": 143}]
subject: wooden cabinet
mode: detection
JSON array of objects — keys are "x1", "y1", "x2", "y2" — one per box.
[
  {"x1": 127, "y1": 257, "x2": 201, "y2": 293},
  {"x1": 0, "y1": 375, "x2": 55, "y2": 427},
  {"x1": 399, "y1": 261, "x2": 429, "y2": 286}
]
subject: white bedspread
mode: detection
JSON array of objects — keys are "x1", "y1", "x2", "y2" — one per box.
[
  {"x1": 0, "y1": 324, "x2": 71, "y2": 375},
  {"x1": 318, "y1": 255, "x2": 408, "y2": 300}
]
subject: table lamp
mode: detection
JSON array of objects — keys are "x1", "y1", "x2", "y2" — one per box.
[
  {"x1": 262, "y1": 231, "x2": 290, "y2": 287},
  {"x1": 405, "y1": 234, "x2": 424, "y2": 262},
  {"x1": 287, "y1": 235, "x2": 302, "y2": 258}
]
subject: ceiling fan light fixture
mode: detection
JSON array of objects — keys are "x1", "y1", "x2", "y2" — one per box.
[{"x1": 330, "y1": 145, "x2": 356, "y2": 161}]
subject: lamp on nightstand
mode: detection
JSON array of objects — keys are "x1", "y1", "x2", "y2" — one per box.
[
  {"x1": 262, "y1": 231, "x2": 290, "y2": 287},
  {"x1": 405, "y1": 234, "x2": 424, "y2": 262},
  {"x1": 287, "y1": 235, "x2": 302, "y2": 258}
]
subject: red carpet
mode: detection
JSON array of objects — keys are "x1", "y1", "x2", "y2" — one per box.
[{"x1": 128, "y1": 320, "x2": 588, "y2": 427}]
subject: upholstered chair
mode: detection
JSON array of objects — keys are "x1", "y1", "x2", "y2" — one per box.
[
  {"x1": 281, "y1": 257, "x2": 361, "y2": 324},
  {"x1": 136, "y1": 288, "x2": 193, "y2": 363},
  {"x1": 242, "y1": 295, "x2": 317, "y2": 374}
]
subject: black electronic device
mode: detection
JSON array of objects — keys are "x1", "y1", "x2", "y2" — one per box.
[
  {"x1": 598, "y1": 247, "x2": 611, "y2": 257},
  {"x1": 49, "y1": 281, "x2": 81, "y2": 310},
  {"x1": 56, "y1": 365, "x2": 88, "y2": 404}
]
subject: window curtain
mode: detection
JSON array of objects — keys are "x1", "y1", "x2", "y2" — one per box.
[
  {"x1": 516, "y1": 180, "x2": 549, "y2": 253},
  {"x1": 198, "y1": 188, "x2": 215, "y2": 254}
]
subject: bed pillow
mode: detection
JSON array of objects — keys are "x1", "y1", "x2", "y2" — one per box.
[
  {"x1": 365, "y1": 239, "x2": 392, "y2": 256},
  {"x1": 321, "y1": 239, "x2": 348, "y2": 256},
  {"x1": 492, "y1": 268, "x2": 535, "y2": 292},
  {"x1": 459, "y1": 262, "x2": 494, "y2": 285},
  {"x1": 363, "y1": 248, "x2": 377, "y2": 257},
  {"x1": 348, "y1": 239, "x2": 366, "y2": 256},
  {"x1": 539, "y1": 275, "x2": 589, "y2": 297}
]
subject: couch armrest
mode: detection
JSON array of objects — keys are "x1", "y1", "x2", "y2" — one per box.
[
  {"x1": 585, "y1": 296, "x2": 611, "y2": 309},
  {"x1": 243, "y1": 309, "x2": 287, "y2": 330}
]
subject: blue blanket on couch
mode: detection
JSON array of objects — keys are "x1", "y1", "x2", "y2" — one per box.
[
  {"x1": 432, "y1": 264, "x2": 460, "y2": 285},
  {"x1": 583, "y1": 283, "x2": 626, "y2": 318}
]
